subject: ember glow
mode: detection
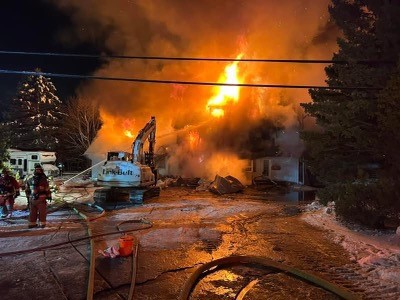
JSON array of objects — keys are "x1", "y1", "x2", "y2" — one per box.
[
  {"x1": 206, "y1": 54, "x2": 243, "y2": 118},
  {"x1": 188, "y1": 130, "x2": 201, "y2": 151}
]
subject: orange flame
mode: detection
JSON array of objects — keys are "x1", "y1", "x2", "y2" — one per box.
[
  {"x1": 207, "y1": 54, "x2": 243, "y2": 117},
  {"x1": 188, "y1": 130, "x2": 201, "y2": 151},
  {"x1": 122, "y1": 119, "x2": 136, "y2": 139}
]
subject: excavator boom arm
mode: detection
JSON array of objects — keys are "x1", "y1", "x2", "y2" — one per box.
[{"x1": 132, "y1": 116, "x2": 156, "y2": 164}]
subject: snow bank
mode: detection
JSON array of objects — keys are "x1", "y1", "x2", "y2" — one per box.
[{"x1": 302, "y1": 201, "x2": 400, "y2": 291}]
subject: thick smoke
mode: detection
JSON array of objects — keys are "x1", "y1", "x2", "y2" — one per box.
[{"x1": 50, "y1": 0, "x2": 338, "y2": 179}]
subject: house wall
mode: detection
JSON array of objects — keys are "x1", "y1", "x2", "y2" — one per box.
[
  {"x1": 154, "y1": 155, "x2": 303, "y2": 185},
  {"x1": 252, "y1": 157, "x2": 301, "y2": 184}
]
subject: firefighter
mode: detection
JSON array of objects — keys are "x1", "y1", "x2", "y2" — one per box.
[
  {"x1": 0, "y1": 168, "x2": 20, "y2": 218},
  {"x1": 25, "y1": 164, "x2": 52, "y2": 228}
]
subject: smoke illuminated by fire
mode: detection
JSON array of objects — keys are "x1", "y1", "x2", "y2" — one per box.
[
  {"x1": 51, "y1": 0, "x2": 339, "y2": 179},
  {"x1": 88, "y1": 110, "x2": 136, "y2": 156},
  {"x1": 207, "y1": 54, "x2": 243, "y2": 117}
]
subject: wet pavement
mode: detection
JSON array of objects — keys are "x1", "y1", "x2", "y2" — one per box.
[{"x1": 0, "y1": 186, "x2": 396, "y2": 299}]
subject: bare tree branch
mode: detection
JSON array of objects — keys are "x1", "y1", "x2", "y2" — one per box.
[{"x1": 62, "y1": 97, "x2": 102, "y2": 155}]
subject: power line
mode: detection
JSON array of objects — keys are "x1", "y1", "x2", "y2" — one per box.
[
  {"x1": 0, "y1": 50, "x2": 394, "y2": 65},
  {"x1": 0, "y1": 69, "x2": 383, "y2": 90}
]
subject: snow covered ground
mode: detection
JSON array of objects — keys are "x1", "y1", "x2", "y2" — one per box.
[
  {"x1": 4, "y1": 181, "x2": 400, "y2": 297},
  {"x1": 302, "y1": 201, "x2": 400, "y2": 294}
]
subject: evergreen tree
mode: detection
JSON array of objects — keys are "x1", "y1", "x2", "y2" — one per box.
[
  {"x1": 302, "y1": 0, "x2": 400, "y2": 184},
  {"x1": 0, "y1": 137, "x2": 10, "y2": 169},
  {"x1": 377, "y1": 64, "x2": 400, "y2": 179},
  {"x1": 301, "y1": 0, "x2": 400, "y2": 227},
  {"x1": 4, "y1": 70, "x2": 65, "y2": 150}
]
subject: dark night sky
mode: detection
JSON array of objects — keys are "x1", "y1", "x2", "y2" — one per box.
[{"x1": 0, "y1": 0, "x2": 103, "y2": 111}]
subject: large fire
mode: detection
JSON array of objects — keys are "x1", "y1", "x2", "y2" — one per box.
[
  {"x1": 206, "y1": 54, "x2": 243, "y2": 117},
  {"x1": 66, "y1": 0, "x2": 339, "y2": 185}
]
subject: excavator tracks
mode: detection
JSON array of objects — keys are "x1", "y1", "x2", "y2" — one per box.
[{"x1": 94, "y1": 186, "x2": 160, "y2": 210}]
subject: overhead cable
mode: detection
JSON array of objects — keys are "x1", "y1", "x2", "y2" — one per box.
[
  {"x1": 0, "y1": 50, "x2": 394, "y2": 65},
  {"x1": 0, "y1": 69, "x2": 383, "y2": 90}
]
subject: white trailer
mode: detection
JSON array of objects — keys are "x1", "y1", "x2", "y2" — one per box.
[{"x1": 7, "y1": 149, "x2": 60, "y2": 178}]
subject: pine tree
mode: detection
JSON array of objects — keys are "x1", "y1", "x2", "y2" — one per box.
[
  {"x1": 377, "y1": 64, "x2": 400, "y2": 179},
  {"x1": 301, "y1": 0, "x2": 400, "y2": 227},
  {"x1": 301, "y1": 0, "x2": 400, "y2": 184},
  {"x1": 5, "y1": 70, "x2": 65, "y2": 150},
  {"x1": 0, "y1": 138, "x2": 10, "y2": 169}
]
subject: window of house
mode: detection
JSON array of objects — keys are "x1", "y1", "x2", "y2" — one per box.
[
  {"x1": 243, "y1": 160, "x2": 253, "y2": 172},
  {"x1": 271, "y1": 164, "x2": 281, "y2": 170},
  {"x1": 31, "y1": 155, "x2": 38, "y2": 160},
  {"x1": 299, "y1": 161, "x2": 304, "y2": 183},
  {"x1": 18, "y1": 159, "x2": 22, "y2": 165},
  {"x1": 10, "y1": 159, "x2": 16, "y2": 165}
]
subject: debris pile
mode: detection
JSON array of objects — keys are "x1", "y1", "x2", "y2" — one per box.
[
  {"x1": 175, "y1": 177, "x2": 201, "y2": 188},
  {"x1": 209, "y1": 175, "x2": 245, "y2": 195}
]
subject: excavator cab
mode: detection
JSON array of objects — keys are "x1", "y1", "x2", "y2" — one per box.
[{"x1": 106, "y1": 151, "x2": 132, "y2": 162}]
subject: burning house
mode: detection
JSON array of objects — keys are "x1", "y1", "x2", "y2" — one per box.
[
  {"x1": 148, "y1": 58, "x2": 306, "y2": 185},
  {"x1": 85, "y1": 51, "x2": 311, "y2": 186},
  {"x1": 70, "y1": 1, "x2": 337, "y2": 184}
]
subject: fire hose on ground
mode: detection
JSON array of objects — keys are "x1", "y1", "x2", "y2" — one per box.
[
  {"x1": 1, "y1": 202, "x2": 362, "y2": 300},
  {"x1": 179, "y1": 255, "x2": 362, "y2": 300},
  {"x1": 0, "y1": 201, "x2": 149, "y2": 300},
  {"x1": 58, "y1": 202, "x2": 147, "y2": 300},
  {"x1": 0, "y1": 205, "x2": 151, "y2": 258}
]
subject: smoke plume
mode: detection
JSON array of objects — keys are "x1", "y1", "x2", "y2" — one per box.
[{"x1": 50, "y1": 0, "x2": 338, "y2": 179}]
